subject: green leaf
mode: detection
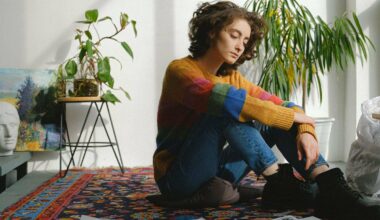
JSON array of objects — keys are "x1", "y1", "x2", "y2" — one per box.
[
  {"x1": 101, "y1": 90, "x2": 120, "y2": 104},
  {"x1": 98, "y1": 16, "x2": 112, "y2": 22},
  {"x1": 86, "y1": 40, "x2": 93, "y2": 58},
  {"x1": 76, "y1": 20, "x2": 92, "y2": 24},
  {"x1": 85, "y1": 31, "x2": 92, "y2": 40},
  {"x1": 131, "y1": 20, "x2": 137, "y2": 36},
  {"x1": 306, "y1": 62, "x2": 313, "y2": 96},
  {"x1": 342, "y1": 35, "x2": 355, "y2": 63},
  {"x1": 315, "y1": 71, "x2": 323, "y2": 104},
  {"x1": 108, "y1": 56, "x2": 123, "y2": 70},
  {"x1": 68, "y1": 89, "x2": 75, "y2": 97},
  {"x1": 121, "y1": 41, "x2": 134, "y2": 59},
  {"x1": 345, "y1": 19, "x2": 359, "y2": 43},
  {"x1": 79, "y1": 47, "x2": 86, "y2": 63},
  {"x1": 109, "y1": 76, "x2": 115, "y2": 88},
  {"x1": 85, "y1": 9, "x2": 98, "y2": 22},
  {"x1": 57, "y1": 64, "x2": 64, "y2": 79},
  {"x1": 97, "y1": 57, "x2": 111, "y2": 84},
  {"x1": 365, "y1": 36, "x2": 376, "y2": 50},
  {"x1": 358, "y1": 38, "x2": 368, "y2": 62},
  {"x1": 64, "y1": 60, "x2": 77, "y2": 78},
  {"x1": 352, "y1": 12, "x2": 365, "y2": 39},
  {"x1": 74, "y1": 34, "x2": 81, "y2": 40},
  {"x1": 124, "y1": 90, "x2": 131, "y2": 100},
  {"x1": 120, "y1": 13, "x2": 129, "y2": 29}
]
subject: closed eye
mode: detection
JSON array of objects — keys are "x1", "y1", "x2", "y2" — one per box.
[{"x1": 230, "y1": 33, "x2": 239, "y2": 39}]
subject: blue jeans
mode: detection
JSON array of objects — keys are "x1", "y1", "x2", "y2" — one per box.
[{"x1": 157, "y1": 115, "x2": 328, "y2": 198}]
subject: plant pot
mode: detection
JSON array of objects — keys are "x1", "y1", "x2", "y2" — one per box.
[
  {"x1": 56, "y1": 81, "x2": 66, "y2": 98},
  {"x1": 73, "y1": 79, "x2": 99, "y2": 97},
  {"x1": 314, "y1": 117, "x2": 335, "y2": 160},
  {"x1": 273, "y1": 117, "x2": 335, "y2": 163}
]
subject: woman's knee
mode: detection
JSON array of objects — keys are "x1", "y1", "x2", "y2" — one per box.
[{"x1": 224, "y1": 120, "x2": 263, "y2": 140}]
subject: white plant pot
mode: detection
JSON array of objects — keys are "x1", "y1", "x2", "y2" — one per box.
[
  {"x1": 314, "y1": 117, "x2": 335, "y2": 161},
  {"x1": 273, "y1": 117, "x2": 335, "y2": 163}
]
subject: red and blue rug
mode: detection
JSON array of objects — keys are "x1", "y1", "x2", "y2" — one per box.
[{"x1": 0, "y1": 167, "x2": 313, "y2": 219}]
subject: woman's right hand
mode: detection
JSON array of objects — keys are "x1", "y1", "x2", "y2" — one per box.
[{"x1": 294, "y1": 112, "x2": 315, "y2": 127}]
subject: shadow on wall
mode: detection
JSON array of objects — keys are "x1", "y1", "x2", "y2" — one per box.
[{"x1": 32, "y1": 0, "x2": 107, "y2": 67}]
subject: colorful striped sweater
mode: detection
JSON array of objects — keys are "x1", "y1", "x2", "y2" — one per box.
[{"x1": 154, "y1": 56, "x2": 316, "y2": 181}]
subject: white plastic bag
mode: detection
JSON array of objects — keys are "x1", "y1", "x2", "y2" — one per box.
[{"x1": 346, "y1": 96, "x2": 380, "y2": 195}]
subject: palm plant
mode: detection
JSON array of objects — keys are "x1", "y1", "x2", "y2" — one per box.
[{"x1": 244, "y1": 0, "x2": 374, "y2": 110}]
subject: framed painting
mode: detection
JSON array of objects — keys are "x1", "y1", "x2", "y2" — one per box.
[{"x1": 0, "y1": 68, "x2": 62, "y2": 151}]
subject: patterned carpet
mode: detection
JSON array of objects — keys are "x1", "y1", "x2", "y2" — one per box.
[{"x1": 0, "y1": 167, "x2": 314, "y2": 219}]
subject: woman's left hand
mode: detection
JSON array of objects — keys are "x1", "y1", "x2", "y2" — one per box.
[{"x1": 297, "y1": 132, "x2": 319, "y2": 170}]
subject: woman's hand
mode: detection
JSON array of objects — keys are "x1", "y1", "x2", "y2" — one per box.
[
  {"x1": 297, "y1": 132, "x2": 319, "y2": 170},
  {"x1": 294, "y1": 112, "x2": 315, "y2": 127}
]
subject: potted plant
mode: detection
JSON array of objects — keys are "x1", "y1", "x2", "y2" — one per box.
[
  {"x1": 56, "y1": 9, "x2": 137, "y2": 104},
  {"x1": 244, "y1": 0, "x2": 374, "y2": 158}
]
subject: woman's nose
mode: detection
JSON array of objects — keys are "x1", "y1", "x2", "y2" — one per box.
[{"x1": 235, "y1": 41, "x2": 244, "y2": 52}]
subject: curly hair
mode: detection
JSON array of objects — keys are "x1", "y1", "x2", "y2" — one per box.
[{"x1": 188, "y1": 1, "x2": 267, "y2": 75}]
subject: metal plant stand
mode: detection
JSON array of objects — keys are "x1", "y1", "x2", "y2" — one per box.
[{"x1": 58, "y1": 97, "x2": 124, "y2": 177}]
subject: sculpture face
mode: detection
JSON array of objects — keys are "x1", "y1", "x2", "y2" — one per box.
[{"x1": 0, "y1": 102, "x2": 20, "y2": 156}]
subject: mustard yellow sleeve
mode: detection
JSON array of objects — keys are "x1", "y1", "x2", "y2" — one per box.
[
  {"x1": 291, "y1": 107, "x2": 317, "y2": 141},
  {"x1": 239, "y1": 95, "x2": 295, "y2": 130},
  {"x1": 233, "y1": 71, "x2": 317, "y2": 134}
]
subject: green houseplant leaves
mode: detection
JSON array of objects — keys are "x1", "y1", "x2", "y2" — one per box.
[
  {"x1": 58, "y1": 9, "x2": 137, "y2": 103},
  {"x1": 245, "y1": 0, "x2": 374, "y2": 110}
]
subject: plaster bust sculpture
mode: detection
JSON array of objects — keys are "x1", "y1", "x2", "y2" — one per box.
[{"x1": 0, "y1": 102, "x2": 20, "y2": 156}]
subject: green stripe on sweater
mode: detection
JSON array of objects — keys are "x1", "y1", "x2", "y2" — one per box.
[{"x1": 207, "y1": 83, "x2": 230, "y2": 116}]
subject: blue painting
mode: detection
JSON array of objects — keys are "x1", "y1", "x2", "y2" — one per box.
[{"x1": 0, "y1": 68, "x2": 61, "y2": 151}]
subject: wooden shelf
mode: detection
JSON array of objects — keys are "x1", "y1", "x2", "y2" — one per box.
[{"x1": 57, "y1": 96, "x2": 102, "y2": 103}]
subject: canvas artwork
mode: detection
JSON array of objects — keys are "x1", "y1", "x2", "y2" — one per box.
[{"x1": 0, "y1": 68, "x2": 62, "y2": 151}]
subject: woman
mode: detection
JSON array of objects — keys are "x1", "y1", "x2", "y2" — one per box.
[{"x1": 151, "y1": 1, "x2": 380, "y2": 219}]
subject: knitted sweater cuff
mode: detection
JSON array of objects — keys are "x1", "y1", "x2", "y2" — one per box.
[
  {"x1": 298, "y1": 124, "x2": 318, "y2": 141},
  {"x1": 272, "y1": 107, "x2": 294, "y2": 130}
]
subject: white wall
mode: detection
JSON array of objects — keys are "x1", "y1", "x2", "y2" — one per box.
[
  {"x1": 345, "y1": 0, "x2": 380, "y2": 160},
  {"x1": 0, "y1": 0, "x2": 378, "y2": 171}
]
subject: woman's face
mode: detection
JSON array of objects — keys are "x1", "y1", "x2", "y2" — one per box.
[{"x1": 212, "y1": 18, "x2": 251, "y2": 64}]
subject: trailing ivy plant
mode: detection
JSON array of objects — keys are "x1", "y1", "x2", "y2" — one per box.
[
  {"x1": 57, "y1": 9, "x2": 137, "y2": 103},
  {"x1": 245, "y1": 0, "x2": 374, "y2": 109}
]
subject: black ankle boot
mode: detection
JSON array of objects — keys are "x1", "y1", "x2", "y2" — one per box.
[
  {"x1": 315, "y1": 168, "x2": 380, "y2": 220},
  {"x1": 236, "y1": 184, "x2": 263, "y2": 202},
  {"x1": 261, "y1": 164, "x2": 315, "y2": 209}
]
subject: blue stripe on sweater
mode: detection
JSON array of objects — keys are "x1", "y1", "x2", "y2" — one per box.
[
  {"x1": 282, "y1": 101, "x2": 302, "y2": 110},
  {"x1": 224, "y1": 86, "x2": 246, "y2": 120}
]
